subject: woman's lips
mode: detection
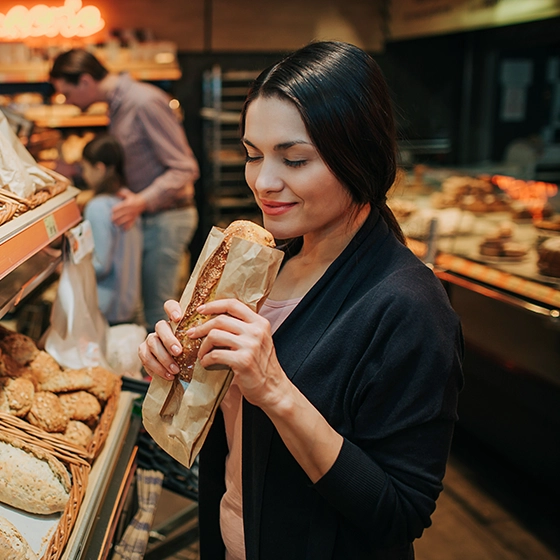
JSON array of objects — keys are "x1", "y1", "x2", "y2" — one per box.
[{"x1": 260, "y1": 200, "x2": 297, "y2": 216}]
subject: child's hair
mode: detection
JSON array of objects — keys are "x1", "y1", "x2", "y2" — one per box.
[{"x1": 82, "y1": 134, "x2": 126, "y2": 195}]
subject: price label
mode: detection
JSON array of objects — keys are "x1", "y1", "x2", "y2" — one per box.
[{"x1": 43, "y1": 214, "x2": 58, "y2": 239}]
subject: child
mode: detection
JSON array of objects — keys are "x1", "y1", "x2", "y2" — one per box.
[{"x1": 81, "y1": 134, "x2": 142, "y2": 325}]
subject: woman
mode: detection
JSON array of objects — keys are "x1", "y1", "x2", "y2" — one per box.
[
  {"x1": 82, "y1": 134, "x2": 142, "y2": 325},
  {"x1": 139, "y1": 41, "x2": 463, "y2": 559}
]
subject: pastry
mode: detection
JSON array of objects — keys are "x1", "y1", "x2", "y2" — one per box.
[{"x1": 537, "y1": 237, "x2": 560, "y2": 277}]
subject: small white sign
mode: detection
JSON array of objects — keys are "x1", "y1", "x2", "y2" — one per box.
[{"x1": 67, "y1": 220, "x2": 95, "y2": 264}]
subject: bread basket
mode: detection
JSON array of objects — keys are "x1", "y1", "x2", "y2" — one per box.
[{"x1": 0, "y1": 412, "x2": 91, "y2": 560}]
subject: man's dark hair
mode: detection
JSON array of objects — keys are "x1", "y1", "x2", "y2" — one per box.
[{"x1": 50, "y1": 49, "x2": 108, "y2": 85}]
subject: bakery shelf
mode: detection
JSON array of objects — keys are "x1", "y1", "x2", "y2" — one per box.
[
  {"x1": 0, "y1": 247, "x2": 60, "y2": 317},
  {"x1": 0, "y1": 185, "x2": 82, "y2": 282},
  {"x1": 0, "y1": 60, "x2": 181, "y2": 84},
  {"x1": 27, "y1": 113, "x2": 109, "y2": 129},
  {"x1": 61, "y1": 391, "x2": 140, "y2": 559}
]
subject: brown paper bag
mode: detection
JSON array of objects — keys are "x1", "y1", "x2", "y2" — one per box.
[{"x1": 142, "y1": 226, "x2": 283, "y2": 468}]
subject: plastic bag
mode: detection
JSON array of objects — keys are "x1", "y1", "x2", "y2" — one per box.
[
  {"x1": 43, "y1": 226, "x2": 111, "y2": 370},
  {"x1": 106, "y1": 323, "x2": 147, "y2": 378}
]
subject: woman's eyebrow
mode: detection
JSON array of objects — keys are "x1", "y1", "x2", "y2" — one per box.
[{"x1": 242, "y1": 138, "x2": 311, "y2": 150}]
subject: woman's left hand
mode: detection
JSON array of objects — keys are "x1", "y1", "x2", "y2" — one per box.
[{"x1": 187, "y1": 298, "x2": 288, "y2": 410}]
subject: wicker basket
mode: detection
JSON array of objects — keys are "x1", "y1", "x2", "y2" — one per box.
[
  {"x1": 0, "y1": 165, "x2": 71, "y2": 220},
  {"x1": 0, "y1": 196, "x2": 19, "y2": 226},
  {"x1": 85, "y1": 377, "x2": 122, "y2": 461},
  {"x1": 0, "y1": 412, "x2": 91, "y2": 560}
]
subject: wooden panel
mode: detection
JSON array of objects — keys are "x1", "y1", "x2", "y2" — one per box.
[
  {"x1": 211, "y1": 0, "x2": 384, "y2": 52},
  {"x1": 0, "y1": 0, "x2": 384, "y2": 52},
  {"x1": 389, "y1": 0, "x2": 560, "y2": 41},
  {"x1": 0, "y1": 0, "x2": 206, "y2": 52}
]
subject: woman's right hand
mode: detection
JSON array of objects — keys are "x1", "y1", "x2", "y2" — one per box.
[{"x1": 138, "y1": 300, "x2": 183, "y2": 380}]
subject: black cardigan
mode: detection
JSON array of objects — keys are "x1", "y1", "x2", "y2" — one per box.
[{"x1": 199, "y1": 208, "x2": 464, "y2": 559}]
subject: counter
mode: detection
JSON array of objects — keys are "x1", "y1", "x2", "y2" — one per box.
[{"x1": 396, "y1": 186, "x2": 560, "y2": 494}]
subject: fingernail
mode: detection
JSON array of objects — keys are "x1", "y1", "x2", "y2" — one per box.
[
  {"x1": 171, "y1": 344, "x2": 182, "y2": 354},
  {"x1": 197, "y1": 304, "x2": 205, "y2": 313},
  {"x1": 172, "y1": 312, "x2": 182, "y2": 321},
  {"x1": 169, "y1": 363, "x2": 179, "y2": 374},
  {"x1": 186, "y1": 328, "x2": 195, "y2": 337}
]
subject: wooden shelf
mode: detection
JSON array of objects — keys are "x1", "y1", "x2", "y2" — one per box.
[
  {"x1": 28, "y1": 113, "x2": 109, "y2": 128},
  {"x1": 0, "y1": 186, "x2": 82, "y2": 281},
  {"x1": 0, "y1": 60, "x2": 180, "y2": 84}
]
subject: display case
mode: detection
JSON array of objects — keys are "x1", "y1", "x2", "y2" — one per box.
[{"x1": 393, "y1": 170, "x2": 560, "y2": 494}]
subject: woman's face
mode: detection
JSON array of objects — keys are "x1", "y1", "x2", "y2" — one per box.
[{"x1": 243, "y1": 96, "x2": 354, "y2": 241}]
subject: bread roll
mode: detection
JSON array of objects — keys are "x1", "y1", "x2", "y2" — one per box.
[
  {"x1": 84, "y1": 366, "x2": 117, "y2": 402},
  {"x1": 0, "y1": 377, "x2": 35, "y2": 417},
  {"x1": 0, "y1": 516, "x2": 38, "y2": 560},
  {"x1": 0, "y1": 333, "x2": 39, "y2": 366},
  {"x1": 59, "y1": 390, "x2": 101, "y2": 425},
  {"x1": 61, "y1": 420, "x2": 93, "y2": 448},
  {"x1": 174, "y1": 220, "x2": 275, "y2": 382},
  {"x1": 37, "y1": 368, "x2": 94, "y2": 393},
  {"x1": 0, "y1": 433, "x2": 71, "y2": 514},
  {"x1": 26, "y1": 391, "x2": 69, "y2": 433}
]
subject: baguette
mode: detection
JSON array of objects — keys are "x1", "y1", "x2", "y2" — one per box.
[
  {"x1": 0, "y1": 432, "x2": 71, "y2": 514},
  {"x1": 0, "y1": 516, "x2": 38, "y2": 560},
  {"x1": 174, "y1": 220, "x2": 275, "y2": 382}
]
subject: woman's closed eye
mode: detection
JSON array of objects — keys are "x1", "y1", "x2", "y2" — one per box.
[
  {"x1": 245, "y1": 153, "x2": 262, "y2": 163},
  {"x1": 284, "y1": 158, "x2": 307, "y2": 168}
]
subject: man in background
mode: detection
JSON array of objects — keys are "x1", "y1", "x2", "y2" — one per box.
[{"x1": 50, "y1": 49, "x2": 199, "y2": 331}]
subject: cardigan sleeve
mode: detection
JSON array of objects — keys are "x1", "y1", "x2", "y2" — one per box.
[{"x1": 312, "y1": 267, "x2": 463, "y2": 548}]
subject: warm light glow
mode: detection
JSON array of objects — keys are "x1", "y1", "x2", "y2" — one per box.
[
  {"x1": 494, "y1": 174, "x2": 558, "y2": 221},
  {"x1": 0, "y1": 0, "x2": 105, "y2": 40}
]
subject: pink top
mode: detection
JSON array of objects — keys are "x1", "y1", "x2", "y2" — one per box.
[{"x1": 219, "y1": 297, "x2": 301, "y2": 560}]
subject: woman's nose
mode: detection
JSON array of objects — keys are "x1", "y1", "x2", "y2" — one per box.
[{"x1": 250, "y1": 159, "x2": 283, "y2": 194}]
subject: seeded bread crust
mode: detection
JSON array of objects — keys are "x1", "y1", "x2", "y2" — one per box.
[
  {"x1": 0, "y1": 377, "x2": 35, "y2": 417},
  {"x1": 59, "y1": 391, "x2": 101, "y2": 425},
  {"x1": 26, "y1": 391, "x2": 69, "y2": 433},
  {"x1": 0, "y1": 432, "x2": 71, "y2": 515},
  {"x1": 174, "y1": 220, "x2": 275, "y2": 382}
]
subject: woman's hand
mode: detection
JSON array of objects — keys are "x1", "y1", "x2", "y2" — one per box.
[
  {"x1": 187, "y1": 298, "x2": 289, "y2": 410},
  {"x1": 138, "y1": 300, "x2": 183, "y2": 380}
]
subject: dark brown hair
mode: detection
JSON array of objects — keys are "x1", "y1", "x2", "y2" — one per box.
[
  {"x1": 50, "y1": 49, "x2": 108, "y2": 85},
  {"x1": 240, "y1": 41, "x2": 405, "y2": 244}
]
